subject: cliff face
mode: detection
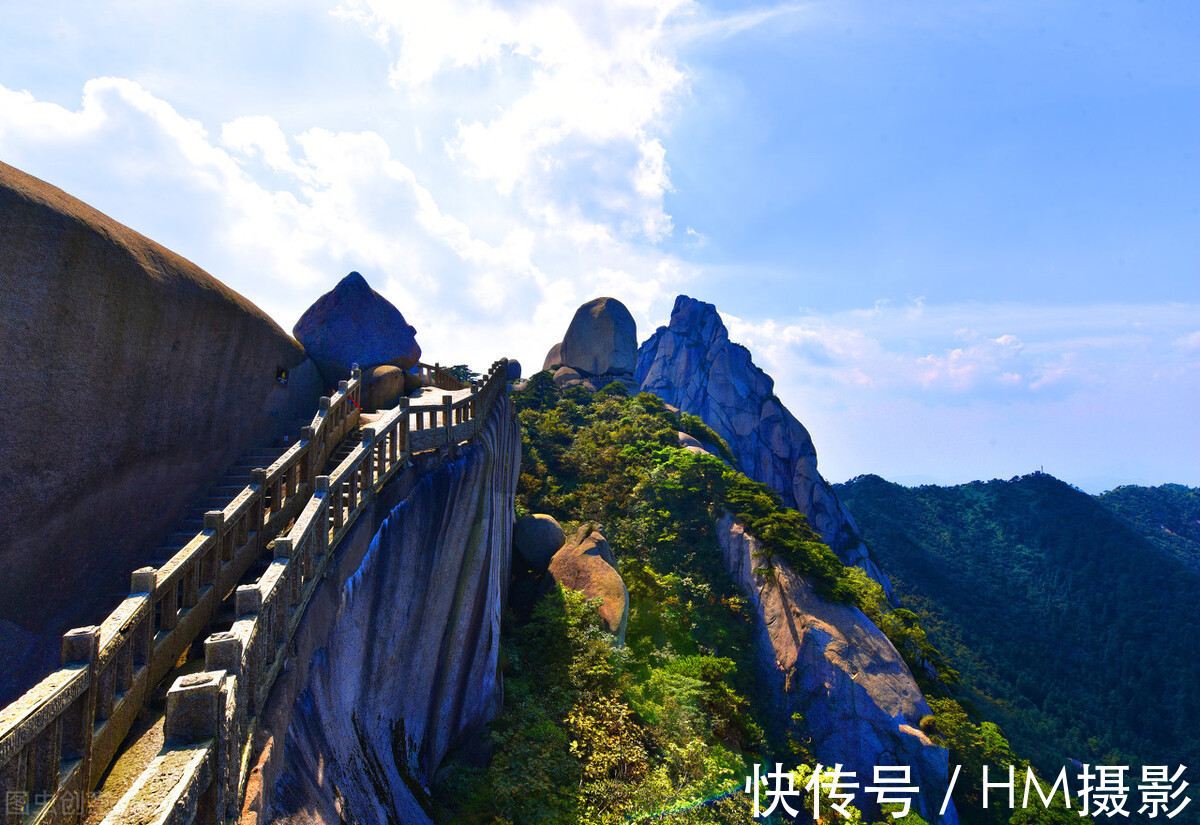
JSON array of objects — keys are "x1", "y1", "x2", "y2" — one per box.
[
  {"x1": 637, "y1": 295, "x2": 890, "y2": 593},
  {"x1": 716, "y1": 513, "x2": 957, "y2": 825},
  {"x1": 259, "y1": 394, "x2": 520, "y2": 825},
  {"x1": 0, "y1": 161, "x2": 322, "y2": 704}
]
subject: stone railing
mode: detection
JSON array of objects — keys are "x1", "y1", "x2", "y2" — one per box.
[
  {"x1": 0, "y1": 368, "x2": 362, "y2": 825},
  {"x1": 414, "y1": 361, "x2": 467, "y2": 392},
  {"x1": 97, "y1": 360, "x2": 509, "y2": 825}
]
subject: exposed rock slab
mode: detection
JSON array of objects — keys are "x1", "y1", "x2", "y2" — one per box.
[
  {"x1": 0, "y1": 161, "x2": 322, "y2": 704},
  {"x1": 543, "y1": 526, "x2": 629, "y2": 644},
  {"x1": 293, "y1": 271, "x2": 421, "y2": 385},
  {"x1": 716, "y1": 513, "x2": 957, "y2": 825},
  {"x1": 260, "y1": 393, "x2": 521, "y2": 825},
  {"x1": 637, "y1": 295, "x2": 890, "y2": 594}
]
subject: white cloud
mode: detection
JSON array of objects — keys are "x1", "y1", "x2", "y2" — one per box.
[
  {"x1": 725, "y1": 300, "x2": 1200, "y2": 403},
  {"x1": 0, "y1": 71, "x2": 696, "y2": 372},
  {"x1": 336, "y1": 0, "x2": 691, "y2": 241},
  {"x1": 719, "y1": 300, "x2": 1200, "y2": 489}
]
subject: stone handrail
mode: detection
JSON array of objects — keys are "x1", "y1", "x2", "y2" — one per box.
[
  {"x1": 414, "y1": 361, "x2": 468, "y2": 392},
  {"x1": 0, "y1": 367, "x2": 362, "y2": 825},
  {"x1": 95, "y1": 360, "x2": 509, "y2": 825}
]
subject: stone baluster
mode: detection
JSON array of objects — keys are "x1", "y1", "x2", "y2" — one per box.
[
  {"x1": 159, "y1": 574, "x2": 179, "y2": 633},
  {"x1": 332, "y1": 475, "x2": 344, "y2": 530},
  {"x1": 443, "y1": 395, "x2": 453, "y2": 445},
  {"x1": 274, "y1": 538, "x2": 301, "y2": 605},
  {"x1": 0, "y1": 754, "x2": 25, "y2": 825},
  {"x1": 131, "y1": 569, "x2": 157, "y2": 667},
  {"x1": 205, "y1": 510, "x2": 228, "y2": 565},
  {"x1": 204, "y1": 633, "x2": 246, "y2": 823},
  {"x1": 250, "y1": 468, "x2": 267, "y2": 536},
  {"x1": 234, "y1": 586, "x2": 262, "y2": 714},
  {"x1": 183, "y1": 557, "x2": 200, "y2": 609},
  {"x1": 314, "y1": 476, "x2": 331, "y2": 552},
  {"x1": 361, "y1": 428, "x2": 376, "y2": 493},
  {"x1": 61, "y1": 625, "x2": 101, "y2": 815},
  {"x1": 300, "y1": 428, "x2": 315, "y2": 481},
  {"x1": 388, "y1": 416, "x2": 399, "y2": 465},
  {"x1": 26, "y1": 720, "x2": 61, "y2": 818},
  {"x1": 165, "y1": 671, "x2": 227, "y2": 824}
]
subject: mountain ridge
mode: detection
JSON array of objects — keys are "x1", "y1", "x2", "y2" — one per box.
[{"x1": 836, "y1": 471, "x2": 1200, "y2": 794}]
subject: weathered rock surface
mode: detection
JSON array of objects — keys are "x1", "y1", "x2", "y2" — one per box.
[
  {"x1": 0, "y1": 161, "x2": 322, "y2": 704},
  {"x1": 258, "y1": 391, "x2": 520, "y2": 825},
  {"x1": 716, "y1": 513, "x2": 957, "y2": 825},
  {"x1": 558, "y1": 297, "x2": 637, "y2": 377},
  {"x1": 542, "y1": 341, "x2": 563, "y2": 372},
  {"x1": 505, "y1": 359, "x2": 522, "y2": 382},
  {"x1": 363, "y1": 364, "x2": 405, "y2": 411},
  {"x1": 677, "y1": 431, "x2": 726, "y2": 463},
  {"x1": 544, "y1": 526, "x2": 629, "y2": 644},
  {"x1": 638, "y1": 295, "x2": 890, "y2": 594},
  {"x1": 293, "y1": 271, "x2": 421, "y2": 385},
  {"x1": 553, "y1": 366, "x2": 583, "y2": 388},
  {"x1": 513, "y1": 514, "x2": 566, "y2": 572}
]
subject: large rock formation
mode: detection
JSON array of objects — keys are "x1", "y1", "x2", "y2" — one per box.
[
  {"x1": 513, "y1": 513, "x2": 566, "y2": 573},
  {"x1": 363, "y1": 364, "x2": 406, "y2": 411},
  {"x1": 637, "y1": 295, "x2": 889, "y2": 593},
  {"x1": 0, "y1": 161, "x2": 323, "y2": 704},
  {"x1": 543, "y1": 526, "x2": 629, "y2": 644},
  {"x1": 255, "y1": 391, "x2": 520, "y2": 824},
  {"x1": 543, "y1": 297, "x2": 638, "y2": 391},
  {"x1": 716, "y1": 514, "x2": 957, "y2": 825},
  {"x1": 293, "y1": 271, "x2": 421, "y2": 385}
]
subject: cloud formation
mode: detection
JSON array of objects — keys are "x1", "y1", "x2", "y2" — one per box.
[{"x1": 0, "y1": 1, "x2": 1194, "y2": 491}]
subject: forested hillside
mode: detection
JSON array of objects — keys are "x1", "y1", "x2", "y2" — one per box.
[
  {"x1": 837, "y1": 473, "x2": 1200, "y2": 793},
  {"x1": 1096, "y1": 483, "x2": 1200, "y2": 572},
  {"x1": 434, "y1": 377, "x2": 1086, "y2": 825}
]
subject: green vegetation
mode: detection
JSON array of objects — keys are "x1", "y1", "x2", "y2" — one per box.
[
  {"x1": 837, "y1": 473, "x2": 1200, "y2": 825},
  {"x1": 447, "y1": 364, "x2": 484, "y2": 383},
  {"x1": 433, "y1": 374, "x2": 946, "y2": 824},
  {"x1": 437, "y1": 376, "x2": 1094, "y2": 825},
  {"x1": 1097, "y1": 483, "x2": 1200, "y2": 572}
]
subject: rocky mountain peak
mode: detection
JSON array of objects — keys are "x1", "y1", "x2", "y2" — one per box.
[
  {"x1": 293, "y1": 271, "x2": 421, "y2": 385},
  {"x1": 543, "y1": 296, "x2": 639, "y2": 392},
  {"x1": 637, "y1": 294, "x2": 892, "y2": 594}
]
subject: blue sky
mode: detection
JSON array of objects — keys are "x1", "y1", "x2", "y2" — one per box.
[{"x1": 1, "y1": 0, "x2": 1196, "y2": 492}]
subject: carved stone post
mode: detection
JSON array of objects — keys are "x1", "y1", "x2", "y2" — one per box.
[
  {"x1": 361, "y1": 428, "x2": 376, "y2": 493},
  {"x1": 315, "y1": 476, "x2": 331, "y2": 558},
  {"x1": 61, "y1": 625, "x2": 101, "y2": 813},
  {"x1": 205, "y1": 509, "x2": 227, "y2": 565},
  {"x1": 443, "y1": 395, "x2": 453, "y2": 446},
  {"x1": 165, "y1": 670, "x2": 227, "y2": 824},
  {"x1": 250, "y1": 468, "x2": 268, "y2": 535},
  {"x1": 130, "y1": 569, "x2": 157, "y2": 668},
  {"x1": 205, "y1": 631, "x2": 245, "y2": 820},
  {"x1": 234, "y1": 585, "x2": 262, "y2": 715}
]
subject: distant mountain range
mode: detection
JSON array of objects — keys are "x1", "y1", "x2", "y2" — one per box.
[{"x1": 836, "y1": 473, "x2": 1200, "y2": 791}]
